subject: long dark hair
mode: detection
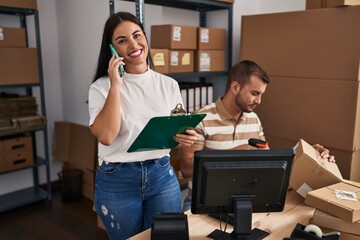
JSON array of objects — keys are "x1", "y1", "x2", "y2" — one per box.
[{"x1": 92, "y1": 12, "x2": 153, "y2": 82}]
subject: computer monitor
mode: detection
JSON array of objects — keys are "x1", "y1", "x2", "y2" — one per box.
[{"x1": 191, "y1": 149, "x2": 295, "y2": 240}]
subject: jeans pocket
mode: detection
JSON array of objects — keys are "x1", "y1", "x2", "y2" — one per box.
[
  {"x1": 155, "y1": 156, "x2": 170, "y2": 168},
  {"x1": 97, "y1": 162, "x2": 121, "y2": 174}
]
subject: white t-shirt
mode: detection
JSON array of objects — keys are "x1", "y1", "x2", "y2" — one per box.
[{"x1": 88, "y1": 69, "x2": 183, "y2": 165}]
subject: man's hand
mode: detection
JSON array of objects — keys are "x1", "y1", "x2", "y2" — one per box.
[{"x1": 312, "y1": 143, "x2": 336, "y2": 163}]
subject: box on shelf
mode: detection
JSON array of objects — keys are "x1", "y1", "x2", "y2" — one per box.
[
  {"x1": 197, "y1": 27, "x2": 226, "y2": 50},
  {"x1": 0, "y1": 47, "x2": 39, "y2": 85},
  {"x1": 311, "y1": 209, "x2": 360, "y2": 236},
  {"x1": 151, "y1": 25, "x2": 197, "y2": 50},
  {"x1": 195, "y1": 50, "x2": 225, "y2": 72},
  {"x1": 151, "y1": 49, "x2": 194, "y2": 73},
  {"x1": 0, "y1": 135, "x2": 33, "y2": 173},
  {"x1": 240, "y1": 5, "x2": 360, "y2": 80},
  {"x1": 306, "y1": 0, "x2": 360, "y2": 9},
  {"x1": 290, "y1": 139, "x2": 343, "y2": 198},
  {"x1": 0, "y1": 27, "x2": 26, "y2": 47},
  {"x1": 305, "y1": 182, "x2": 360, "y2": 223},
  {"x1": 0, "y1": 0, "x2": 37, "y2": 9}
]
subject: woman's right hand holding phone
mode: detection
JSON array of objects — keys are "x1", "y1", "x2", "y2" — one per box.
[{"x1": 108, "y1": 54, "x2": 125, "y2": 87}]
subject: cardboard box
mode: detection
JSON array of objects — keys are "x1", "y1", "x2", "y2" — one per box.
[
  {"x1": 290, "y1": 139, "x2": 343, "y2": 198},
  {"x1": 265, "y1": 135, "x2": 360, "y2": 182},
  {"x1": 53, "y1": 121, "x2": 97, "y2": 171},
  {"x1": 311, "y1": 209, "x2": 360, "y2": 236},
  {"x1": 0, "y1": 0, "x2": 37, "y2": 9},
  {"x1": 195, "y1": 50, "x2": 225, "y2": 72},
  {"x1": 151, "y1": 49, "x2": 194, "y2": 73},
  {"x1": 305, "y1": 182, "x2": 360, "y2": 223},
  {"x1": 240, "y1": 6, "x2": 360, "y2": 80},
  {"x1": 0, "y1": 27, "x2": 27, "y2": 47},
  {"x1": 0, "y1": 47, "x2": 39, "y2": 85},
  {"x1": 151, "y1": 25, "x2": 197, "y2": 50},
  {"x1": 3, "y1": 150, "x2": 33, "y2": 172},
  {"x1": 306, "y1": 0, "x2": 360, "y2": 9},
  {"x1": 197, "y1": 27, "x2": 226, "y2": 50},
  {"x1": 0, "y1": 136, "x2": 34, "y2": 172},
  {"x1": 255, "y1": 77, "x2": 360, "y2": 153}
]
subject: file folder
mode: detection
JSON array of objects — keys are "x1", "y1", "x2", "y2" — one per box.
[{"x1": 127, "y1": 113, "x2": 206, "y2": 153}]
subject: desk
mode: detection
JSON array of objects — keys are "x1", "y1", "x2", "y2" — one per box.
[{"x1": 129, "y1": 189, "x2": 315, "y2": 240}]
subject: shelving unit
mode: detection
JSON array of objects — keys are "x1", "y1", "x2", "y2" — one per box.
[
  {"x1": 0, "y1": 5, "x2": 52, "y2": 213},
  {"x1": 109, "y1": 0, "x2": 233, "y2": 78}
]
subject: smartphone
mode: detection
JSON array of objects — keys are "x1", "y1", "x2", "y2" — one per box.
[
  {"x1": 248, "y1": 138, "x2": 268, "y2": 148},
  {"x1": 109, "y1": 44, "x2": 125, "y2": 77}
]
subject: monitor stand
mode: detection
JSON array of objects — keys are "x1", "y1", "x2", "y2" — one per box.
[{"x1": 207, "y1": 198, "x2": 269, "y2": 240}]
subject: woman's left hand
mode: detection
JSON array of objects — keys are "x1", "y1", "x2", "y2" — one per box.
[
  {"x1": 174, "y1": 129, "x2": 197, "y2": 148},
  {"x1": 312, "y1": 143, "x2": 336, "y2": 163}
]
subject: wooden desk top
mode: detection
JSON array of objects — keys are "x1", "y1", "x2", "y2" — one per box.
[{"x1": 129, "y1": 189, "x2": 315, "y2": 240}]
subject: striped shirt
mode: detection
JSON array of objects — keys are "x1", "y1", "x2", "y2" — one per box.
[{"x1": 192, "y1": 97, "x2": 265, "y2": 151}]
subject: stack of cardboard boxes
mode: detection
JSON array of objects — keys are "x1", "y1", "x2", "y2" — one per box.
[
  {"x1": 0, "y1": 3, "x2": 39, "y2": 85},
  {"x1": 240, "y1": 5, "x2": 360, "y2": 183},
  {"x1": 290, "y1": 139, "x2": 360, "y2": 239},
  {"x1": 150, "y1": 24, "x2": 226, "y2": 73}
]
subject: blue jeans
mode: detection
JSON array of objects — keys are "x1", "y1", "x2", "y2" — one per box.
[{"x1": 94, "y1": 156, "x2": 181, "y2": 240}]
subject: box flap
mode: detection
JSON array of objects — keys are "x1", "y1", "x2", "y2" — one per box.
[{"x1": 290, "y1": 139, "x2": 343, "y2": 197}]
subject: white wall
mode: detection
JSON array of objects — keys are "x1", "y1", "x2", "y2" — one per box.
[{"x1": 0, "y1": 0, "x2": 305, "y2": 195}]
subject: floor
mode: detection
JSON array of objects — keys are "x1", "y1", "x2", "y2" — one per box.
[{"x1": 0, "y1": 186, "x2": 189, "y2": 240}]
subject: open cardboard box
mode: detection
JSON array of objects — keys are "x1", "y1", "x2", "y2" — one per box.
[{"x1": 290, "y1": 139, "x2": 344, "y2": 198}]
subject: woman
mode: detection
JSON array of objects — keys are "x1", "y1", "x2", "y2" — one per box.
[{"x1": 88, "y1": 12, "x2": 196, "y2": 240}]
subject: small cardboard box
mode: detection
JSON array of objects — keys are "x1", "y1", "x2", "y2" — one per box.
[
  {"x1": 311, "y1": 209, "x2": 360, "y2": 236},
  {"x1": 0, "y1": 136, "x2": 34, "y2": 172},
  {"x1": 151, "y1": 49, "x2": 194, "y2": 73},
  {"x1": 0, "y1": 0, "x2": 37, "y2": 9},
  {"x1": 195, "y1": 50, "x2": 225, "y2": 72},
  {"x1": 0, "y1": 27, "x2": 27, "y2": 47},
  {"x1": 197, "y1": 27, "x2": 226, "y2": 50},
  {"x1": 305, "y1": 182, "x2": 360, "y2": 223},
  {"x1": 0, "y1": 47, "x2": 39, "y2": 85},
  {"x1": 151, "y1": 25, "x2": 197, "y2": 50},
  {"x1": 290, "y1": 139, "x2": 343, "y2": 198}
]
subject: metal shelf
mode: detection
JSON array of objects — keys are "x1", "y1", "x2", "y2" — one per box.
[{"x1": 0, "y1": 6, "x2": 52, "y2": 212}]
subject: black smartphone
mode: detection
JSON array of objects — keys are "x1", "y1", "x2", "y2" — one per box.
[
  {"x1": 248, "y1": 138, "x2": 268, "y2": 148},
  {"x1": 109, "y1": 44, "x2": 125, "y2": 77}
]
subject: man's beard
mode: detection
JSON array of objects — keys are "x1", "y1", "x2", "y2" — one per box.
[{"x1": 236, "y1": 97, "x2": 255, "y2": 113}]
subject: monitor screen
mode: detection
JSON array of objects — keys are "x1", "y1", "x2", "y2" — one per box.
[{"x1": 191, "y1": 149, "x2": 295, "y2": 239}]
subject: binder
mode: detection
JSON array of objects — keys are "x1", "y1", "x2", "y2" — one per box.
[{"x1": 127, "y1": 113, "x2": 206, "y2": 153}]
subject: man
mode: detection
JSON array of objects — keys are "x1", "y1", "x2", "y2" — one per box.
[{"x1": 176, "y1": 60, "x2": 335, "y2": 212}]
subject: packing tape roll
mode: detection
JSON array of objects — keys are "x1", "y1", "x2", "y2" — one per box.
[{"x1": 304, "y1": 224, "x2": 323, "y2": 238}]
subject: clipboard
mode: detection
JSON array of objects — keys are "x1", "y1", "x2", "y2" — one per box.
[{"x1": 127, "y1": 113, "x2": 206, "y2": 153}]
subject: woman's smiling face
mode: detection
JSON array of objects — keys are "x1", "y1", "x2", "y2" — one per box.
[{"x1": 111, "y1": 21, "x2": 148, "y2": 74}]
